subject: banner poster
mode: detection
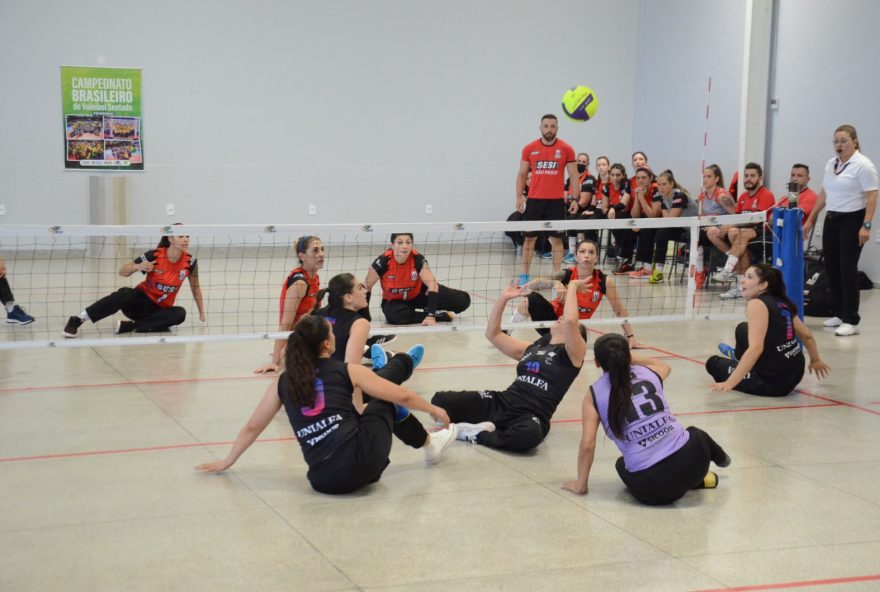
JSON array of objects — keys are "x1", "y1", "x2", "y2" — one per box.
[{"x1": 60, "y1": 66, "x2": 143, "y2": 171}]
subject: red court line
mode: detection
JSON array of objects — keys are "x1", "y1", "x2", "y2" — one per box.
[
  {"x1": 693, "y1": 572, "x2": 880, "y2": 591},
  {"x1": 0, "y1": 437, "x2": 295, "y2": 464},
  {"x1": 0, "y1": 401, "x2": 843, "y2": 464},
  {"x1": 0, "y1": 362, "x2": 520, "y2": 394},
  {"x1": 644, "y1": 343, "x2": 880, "y2": 418}
]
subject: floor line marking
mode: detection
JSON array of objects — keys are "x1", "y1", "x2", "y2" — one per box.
[{"x1": 692, "y1": 572, "x2": 880, "y2": 591}]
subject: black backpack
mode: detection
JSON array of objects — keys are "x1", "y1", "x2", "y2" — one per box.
[
  {"x1": 505, "y1": 211, "x2": 550, "y2": 252},
  {"x1": 803, "y1": 258, "x2": 833, "y2": 317}
]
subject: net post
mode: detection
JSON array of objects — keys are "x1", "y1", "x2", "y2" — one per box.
[
  {"x1": 772, "y1": 207, "x2": 805, "y2": 318},
  {"x1": 685, "y1": 217, "x2": 700, "y2": 320}
]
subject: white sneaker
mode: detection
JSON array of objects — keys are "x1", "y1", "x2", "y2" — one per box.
[
  {"x1": 423, "y1": 425, "x2": 457, "y2": 464},
  {"x1": 455, "y1": 421, "x2": 495, "y2": 443},
  {"x1": 823, "y1": 317, "x2": 843, "y2": 328},
  {"x1": 835, "y1": 323, "x2": 859, "y2": 337},
  {"x1": 719, "y1": 285, "x2": 743, "y2": 300},
  {"x1": 712, "y1": 269, "x2": 737, "y2": 283}
]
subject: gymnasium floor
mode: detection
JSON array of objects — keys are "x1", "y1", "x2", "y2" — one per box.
[{"x1": 2, "y1": 255, "x2": 880, "y2": 591}]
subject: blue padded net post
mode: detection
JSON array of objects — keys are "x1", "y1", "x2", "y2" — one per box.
[{"x1": 772, "y1": 207, "x2": 804, "y2": 319}]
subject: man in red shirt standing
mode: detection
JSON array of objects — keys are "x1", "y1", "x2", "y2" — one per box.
[
  {"x1": 789, "y1": 163, "x2": 818, "y2": 224},
  {"x1": 708, "y1": 162, "x2": 775, "y2": 299},
  {"x1": 515, "y1": 114, "x2": 579, "y2": 285}
]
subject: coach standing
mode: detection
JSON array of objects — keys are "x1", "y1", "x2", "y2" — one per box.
[
  {"x1": 515, "y1": 114, "x2": 579, "y2": 285},
  {"x1": 804, "y1": 124, "x2": 879, "y2": 337}
]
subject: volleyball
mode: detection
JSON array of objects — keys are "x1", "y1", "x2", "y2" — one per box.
[{"x1": 561, "y1": 86, "x2": 598, "y2": 122}]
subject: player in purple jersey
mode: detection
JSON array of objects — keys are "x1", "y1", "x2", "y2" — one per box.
[{"x1": 563, "y1": 333, "x2": 731, "y2": 505}]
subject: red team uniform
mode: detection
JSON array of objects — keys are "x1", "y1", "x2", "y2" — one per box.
[
  {"x1": 135, "y1": 248, "x2": 197, "y2": 307},
  {"x1": 279, "y1": 266, "x2": 320, "y2": 326},
  {"x1": 550, "y1": 267, "x2": 606, "y2": 319}
]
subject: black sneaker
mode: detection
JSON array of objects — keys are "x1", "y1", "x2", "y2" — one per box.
[
  {"x1": 63, "y1": 316, "x2": 83, "y2": 338},
  {"x1": 116, "y1": 320, "x2": 136, "y2": 334},
  {"x1": 434, "y1": 311, "x2": 455, "y2": 323},
  {"x1": 363, "y1": 334, "x2": 397, "y2": 358}
]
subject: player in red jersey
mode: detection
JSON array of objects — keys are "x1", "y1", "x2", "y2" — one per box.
[
  {"x1": 515, "y1": 114, "x2": 579, "y2": 284},
  {"x1": 63, "y1": 229, "x2": 205, "y2": 337},
  {"x1": 708, "y1": 163, "x2": 776, "y2": 299},
  {"x1": 509, "y1": 239, "x2": 644, "y2": 348},
  {"x1": 255, "y1": 235, "x2": 325, "y2": 374},
  {"x1": 363, "y1": 233, "x2": 470, "y2": 326}
]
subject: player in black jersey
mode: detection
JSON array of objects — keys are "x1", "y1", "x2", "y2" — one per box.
[
  {"x1": 706, "y1": 264, "x2": 830, "y2": 397},
  {"x1": 196, "y1": 315, "x2": 453, "y2": 494},
  {"x1": 431, "y1": 280, "x2": 587, "y2": 452},
  {"x1": 314, "y1": 273, "x2": 457, "y2": 463}
]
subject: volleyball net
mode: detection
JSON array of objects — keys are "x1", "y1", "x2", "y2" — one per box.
[{"x1": 0, "y1": 213, "x2": 766, "y2": 349}]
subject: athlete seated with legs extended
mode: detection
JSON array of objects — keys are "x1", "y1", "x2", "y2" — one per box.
[
  {"x1": 0, "y1": 256, "x2": 35, "y2": 325},
  {"x1": 510, "y1": 238, "x2": 643, "y2": 348},
  {"x1": 363, "y1": 233, "x2": 470, "y2": 326},
  {"x1": 431, "y1": 280, "x2": 586, "y2": 452},
  {"x1": 563, "y1": 333, "x2": 731, "y2": 505},
  {"x1": 706, "y1": 264, "x2": 830, "y2": 397},
  {"x1": 314, "y1": 273, "x2": 456, "y2": 463},
  {"x1": 197, "y1": 314, "x2": 452, "y2": 494},
  {"x1": 63, "y1": 230, "x2": 205, "y2": 337}
]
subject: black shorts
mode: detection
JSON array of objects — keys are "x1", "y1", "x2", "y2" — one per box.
[{"x1": 523, "y1": 198, "x2": 566, "y2": 238}]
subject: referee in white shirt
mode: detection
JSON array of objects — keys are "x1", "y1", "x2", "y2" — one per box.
[{"x1": 804, "y1": 124, "x2": 879, "y2": 337}]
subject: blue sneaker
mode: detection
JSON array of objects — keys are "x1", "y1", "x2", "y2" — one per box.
[
  {"x1": 718, "y1": 343, "x2": 738, "y2": 362},
  {"x1": 407, "y1": 344, "x2": 425, "y2": 369},
  {"x1": 6, "y1": 305, "x2": 35, "y2": 325},
  {"x1": 518, "y1": 273, "x2": 530, "y2": 286},
  {"x1": 563, "y1": 251, "x2": 576, "y2": 264},
  {"x1": 540, "y1": 250, "x2": 553, "y2": 259},
  {"x1": 370, "y1": 343, "x2": 388, "y2": 370}
]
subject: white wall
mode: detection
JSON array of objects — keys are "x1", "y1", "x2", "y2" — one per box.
[
  {"x1": 632, "y1": 0, "x2": 746, "y2": 194},
  {"x1": 766, "y1": 0, "x2": 880, "y2": 280},
  {"x1": 0, "y1": 0, "x2": 640, "y2": 225}
]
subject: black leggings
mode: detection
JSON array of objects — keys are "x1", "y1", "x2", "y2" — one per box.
[
  {"x1": 823, "y1": 209, "x2": 865, "y2": 325},
  {"x1": 0, "y1": 276, "x2": 13, "y2": 304},
  {"x1": 431, "y1": 389, "x2": 550, "y2": 453},
  {"x1": 86, "y1": 287, "x2": 186, "y2": 332},
  {"x1": 633, "y1": 228, "x2": 657, "y2": 264},
  {"x1": 705, "y1": 322, "x2": 805, "y2": 397},
  {"x1": 381, "y1": 284, "x2": 471, "y2": 325},
  {"x1": 616, "y1": 426, "x2": 728, "y2": 505},
  {"x1": 306, "y1": 353, "x2": 420, "y2": 494},
  {"x1": 652, "y1": 227, "x2": 689, "y2": 267}
]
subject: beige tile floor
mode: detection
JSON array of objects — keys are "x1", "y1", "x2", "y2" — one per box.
[{"x1": 2, "y1": 262, "x2": 880, "y2": 591}]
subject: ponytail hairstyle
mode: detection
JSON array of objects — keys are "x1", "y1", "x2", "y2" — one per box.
[
  {"x1": 282, "y1": 314, "x2": 331, "y2": 408},
  {"x1": 658, "y1": 169, "x2": 689, "y2": 197},
  {"x1": 157, "y1": 222, "x2": 185, "y2": 249},
  {"x1": 317, "y1": 273, "x2": 356, "y2": 312},
  {"x1": 705, "y1": 164, "x2": 725, "y2": 190},
  {"x1": 593, "y1": 333, "x2": 633, "y2": 440},
  {"x1": 294, "y1": 235, "x2": 320, "y2": 264},
  {"x1": 750, "y1": 264, "x2": 799, "y2": 316}
]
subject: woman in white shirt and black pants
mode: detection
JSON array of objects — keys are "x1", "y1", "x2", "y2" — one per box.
[{"x1": 804, "y1": 125, "x2": 879, "y2": 337}]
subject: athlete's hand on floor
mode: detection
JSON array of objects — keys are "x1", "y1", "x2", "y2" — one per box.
[
  {"x1": 194, "y1": 458, "x2": 234, "y2": 473},
  {"x1": 809, "y1": 360, "x2": 831, "y2": 380},
  {"x1": 561, "y1": 480, "x2": 588, "y2": 495},
  {"x1": 710, "y1": 380, "x2": 734, "y2": 392},
  {"x1": 254, "y1": 362, "x2": 280, "y2": 374}
]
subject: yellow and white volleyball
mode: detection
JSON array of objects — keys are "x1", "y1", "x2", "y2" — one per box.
[{"x1": 561, "y1": 86, "x2": 598, "y2": 122}]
